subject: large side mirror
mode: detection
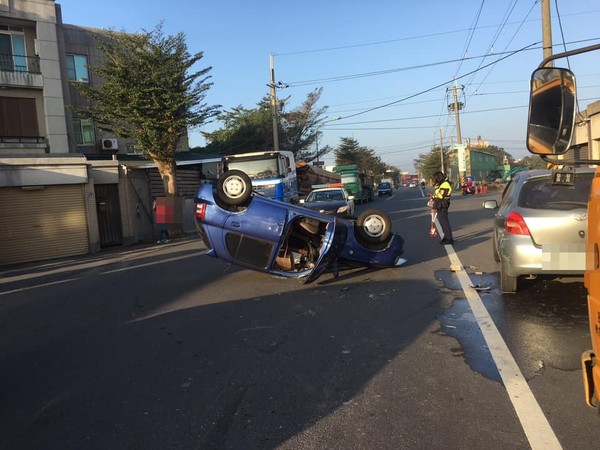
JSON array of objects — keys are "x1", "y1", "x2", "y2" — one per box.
[{"x1": 526, "y1": 67, "x2": 576, "y2": 155}]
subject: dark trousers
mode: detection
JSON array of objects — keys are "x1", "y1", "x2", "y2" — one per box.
[{"x1": 437, "y1": 208, "x2": 453, "y2": 240}]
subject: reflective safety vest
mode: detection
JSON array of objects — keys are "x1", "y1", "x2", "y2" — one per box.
[{"x1": 434, "y1": 180, "x2": 452, "y2": 199}]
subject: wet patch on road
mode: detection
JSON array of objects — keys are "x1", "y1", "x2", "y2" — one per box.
[{"x1": 435, "y1": 270, "x2": 502, "y2": 383}]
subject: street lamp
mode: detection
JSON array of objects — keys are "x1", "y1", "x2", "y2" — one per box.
[{"x1": 315, "y1": 116, "x2": 342, "y2": 166}]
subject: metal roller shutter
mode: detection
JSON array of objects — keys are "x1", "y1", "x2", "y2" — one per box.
[
  {"x1": 149, "y1": 168, "x2": 201, "y2": 197},
  {"x1": 0, "y1": 185, "x2": 89, "y2": 265}
]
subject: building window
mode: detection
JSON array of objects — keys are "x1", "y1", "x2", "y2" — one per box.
[
  {"x1": 73, "y1": 119, "x2": 95, "y2": 145},
  {"x1": 126, "y1": 143, "x2": 143, "y2": 154},
  {"x1": 0, "y1": 97, "x2": 39, "y2": 137},
  {"x1": 0, "y1": 30, "x2": 26, "y2": 72},
  {"x1": 66, "y1": 54, "x2": 89, "y2": 82}
]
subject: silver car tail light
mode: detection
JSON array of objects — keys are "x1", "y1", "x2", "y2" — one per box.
[{"x1": 506, "y1": 211, "x2": 530, "y2": 235}]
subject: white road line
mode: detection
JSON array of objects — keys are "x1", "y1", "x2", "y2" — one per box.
[{"x1": 441, "y1": 239, "x2": 562, "y2": 449}]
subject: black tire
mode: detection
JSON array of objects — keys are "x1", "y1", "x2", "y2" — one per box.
[
  {"x1": 217, "y1": 170, "x2": 252, "y2": 206},
  {"x1": 356, "y1": 209, "x2": 392, "y2": 244},
  {"x1": 500, "y1": 260, "x2": 518, "y2": 293}
]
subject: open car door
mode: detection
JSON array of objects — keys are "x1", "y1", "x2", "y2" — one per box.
[{"x1": 305, "y1": 218, "x2": 348, "y2": 284}]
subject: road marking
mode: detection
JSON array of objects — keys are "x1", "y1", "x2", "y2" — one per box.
[
  {"x1": 441, "y1": 240, "x2": 562, "y2": 449},
  {"x1": 0, "y1": 251, "x2": 207, "y2": 296}
]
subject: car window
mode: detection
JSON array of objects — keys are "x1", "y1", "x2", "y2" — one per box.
[
  {"x1": 499, "y1": 179, "x2": 517, "y2": 209},
  {"x1": 225, "y1": 233, "x2": 273, "y2": 268},
  {"x1": 330, "y1": 191, "x2": 344, "y2": 200},
  {"x1": 517, "y1": 173, "x2": 593, "y2": 210}
]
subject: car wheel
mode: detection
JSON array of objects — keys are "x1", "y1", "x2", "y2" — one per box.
[
  {"x1": 356, "y1": 209, "x2": 392, "y2": 244},
  {"x1": 217, "y1": 170, "x2": 252, "y2": 206},
  {"x1": 492, "y1": 236, "x2": 500, "y2": 262},
  {"x1": 500, "y1": 260, "x2": 518, "y2": 293}
]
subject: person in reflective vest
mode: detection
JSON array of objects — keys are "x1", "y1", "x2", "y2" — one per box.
[{"x1": 432, "y1": 171, "x2": 454, "y2": 245}]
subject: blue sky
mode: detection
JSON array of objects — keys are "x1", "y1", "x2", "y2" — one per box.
[{"x1": 57, "y1": 0, "x2": 600, "y2": 171}]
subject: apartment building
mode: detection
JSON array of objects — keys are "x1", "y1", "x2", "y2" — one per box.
[{"x1": 0, "y1": 0, "x2": 192, "y2": 265}]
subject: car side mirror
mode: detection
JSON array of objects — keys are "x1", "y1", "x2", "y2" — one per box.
[
  {"x1": 348, "y1": 196, "x2": 355, "y2": 201},
  {"x1": 299, "y1": 199, "x2": 305, "y2": 204},
  {"x1": 526, "y1": 67, "x2": 576, "y2": 155},
  {"x1": 482, "y1": 200, "x2": 498, "y2": 210}
]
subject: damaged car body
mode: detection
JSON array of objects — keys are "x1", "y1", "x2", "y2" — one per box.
[{"x1": 194, "y1": 170, "x2": 405, "y2": 283}]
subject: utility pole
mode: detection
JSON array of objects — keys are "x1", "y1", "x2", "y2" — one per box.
[
  {"x1": 315, "y1": 130, "x2": 320, "y2": 166},
  {"x1": 439, "y1": 127, "x2": 444, "y2": 173},
  {"x1": 447, "y1": 80, "x2": 465, "y2": 184},
  {"x1": 269, "y1": 53, "x2": 280, "y2": 151},
  {"x1": 447, "y1": 80, "x2": 463, "y2": 145},
  {"x1": 541, "y1": 0, "x2": 553, "y2": 64}
]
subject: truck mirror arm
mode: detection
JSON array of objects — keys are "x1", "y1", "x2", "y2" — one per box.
[{"x1": 537, "y1": 42, "x2": 600, "y2": 69}]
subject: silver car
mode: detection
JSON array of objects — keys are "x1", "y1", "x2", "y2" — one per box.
[{"x1": 483, "y1": 168, "x2": 593, "y2": 293}]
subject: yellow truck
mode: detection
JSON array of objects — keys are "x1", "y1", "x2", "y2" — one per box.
[{"x1": 525, "y1": 42, "x2": 600, "y2": 407}]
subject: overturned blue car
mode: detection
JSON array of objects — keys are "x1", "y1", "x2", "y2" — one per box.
[{"x1": 194, "y1": 170, "x2": 405, "y2": 283}]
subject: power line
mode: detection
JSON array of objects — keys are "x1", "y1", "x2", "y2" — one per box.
[
  {"x1": 454, "y1": 0, "x2": 486, "y2": 78},
  {"x1": 275, "y1": 9, "x2": 600, "y2": 57},
  {"x1": 286, "y1": 46, "x2": 541, "y2": 87},
  {"x1": 338, "y1": 42, "x2": 539, "y2": 120},
  {"x1": 315, "y1": 37, "x2": 599, "y2": 122}
]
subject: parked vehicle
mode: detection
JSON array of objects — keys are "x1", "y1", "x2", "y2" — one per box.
[
  {"x1": 483, "y1": 168, "x2": 594, "y2": 293},
  {"x1": 194, "y1": 170, "x2": 405, "y2": 283},
  {"x1": 522, "y1": 42, "x2": 600, "y2": 408},
  {"x1": 299, "y1": 185, "x2": 355, "y2": 216},
  {"x1": 377, "y1": 181, "x2": 392, "y2": 196},
  {"x1": 333, "y1": 164, "x2": 373, "y2": 204},
  {"x1": 223, "y1": 151, "x2": 298, "y2": 203},
  {"x1": 295, "y1": 162, "x2": 341, "y2": 197}
]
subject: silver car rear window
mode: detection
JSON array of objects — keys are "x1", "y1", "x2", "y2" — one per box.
[{"x1": 517, "y1": 173, "x2": 593, "y2": 210}]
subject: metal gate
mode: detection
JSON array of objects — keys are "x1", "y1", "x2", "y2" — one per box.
[
  {"x1": 95, "y1": 184, "x2": 123, "y2": 247},
  {"x1": 0, "y1": 185, "x2": 89, "y2": 265}
]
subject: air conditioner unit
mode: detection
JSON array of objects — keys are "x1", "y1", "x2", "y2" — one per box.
[{"x1": 101, "y1": 138, "x2": 118, "y2": 151}]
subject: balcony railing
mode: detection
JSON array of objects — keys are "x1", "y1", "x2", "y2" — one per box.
[
  {"x1": 0, "y1": 53, "x2": 41, "y2": 74},
  {"x1": 0, "y1": 136, "x2": 47, "y2": 144}
]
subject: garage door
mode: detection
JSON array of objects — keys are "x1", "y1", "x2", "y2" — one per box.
[{"x1": 0, "y1": 185, "x2": 89, "y2": 265}]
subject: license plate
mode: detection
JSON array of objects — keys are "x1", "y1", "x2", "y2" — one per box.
[
  {"x1": 552, "y1": 170, "x2": 576, "y2": 186},
  {"x1": 542, "y1": 243, "x2": 585, "y2": 270}
]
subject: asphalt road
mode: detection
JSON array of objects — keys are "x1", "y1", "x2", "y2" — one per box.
[{"x1": 0, "y1": 186, "x2": 597, "y2": 449}]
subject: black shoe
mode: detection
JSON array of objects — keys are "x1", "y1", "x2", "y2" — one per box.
[{"x1": 440, "y1": 238, "x2": 454, "y2": 245}]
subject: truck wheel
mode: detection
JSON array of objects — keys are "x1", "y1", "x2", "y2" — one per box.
[
  {"x1": 217, "y1": 170, "x2": 252, "y2": 205},
  {"x1": 356, "y1": 209, "x2": 392, "y2": 244}
]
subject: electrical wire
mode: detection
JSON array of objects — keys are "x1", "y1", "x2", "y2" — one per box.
[
  {"x1": 285, "y1": 46, "x2": 541, "y2": 87},
  {"x1": 454, "y1": 0, "x2": 486, "y2": 77},
  {"x1": 275, "y1": 8, "x2": 600, "y2": 57},
  {"x1": 338, "y1": 42, "x2": 539, "y2": 120}
]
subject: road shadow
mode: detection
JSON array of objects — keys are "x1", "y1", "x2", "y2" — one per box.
[{"x1": 0, "y1": 257, "x2": 440, "y2": 449}]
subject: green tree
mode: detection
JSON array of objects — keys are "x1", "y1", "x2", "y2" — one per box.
[
  {"x1": 480, "y1": 145, "x2": 514, "y2": 167},
  {"x1": 200, "y1": 101, "x2": 273, "y2": 154},
  {"x1": 72, "y1": 24, "x2": 220, "y2": 195},
  {"x1": 334, "y1": 137, "x2": 388, "y2": 178},
  {"x1": 200, "y1": 88, "x2": 328, "y2": 162},
  {"x1": 520, "y1": 155, "x2": 547, "y2": 169},
  {"x1": 283, "y1": 88, "x2": 329, "y2": 160},
  {"x1": 414, "y1": 146, "x2": 449, "y2": 183}
]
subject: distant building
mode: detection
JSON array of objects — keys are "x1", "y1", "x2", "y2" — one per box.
[{"x1": 448, "y1": 143, "x2": 497, "y2": 182}]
